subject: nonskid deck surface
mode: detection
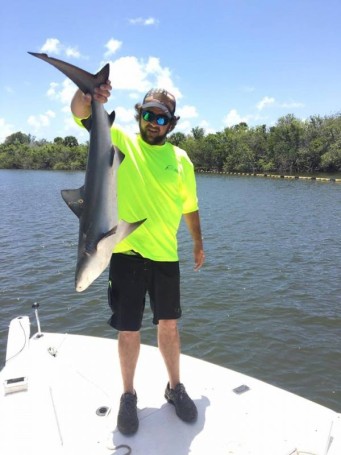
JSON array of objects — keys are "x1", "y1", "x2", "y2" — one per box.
[{"x1": 0, "y1": 319, "x2": 340, "y2": 455}]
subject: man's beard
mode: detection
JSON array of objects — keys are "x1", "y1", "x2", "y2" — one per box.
[{"x1": 139, "y1": 120, "x2": 168, "y2": 145}]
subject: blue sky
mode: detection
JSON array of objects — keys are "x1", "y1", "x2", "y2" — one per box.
[{"x1": 1, "y1": 0, "x2": 340, "y2": 143}]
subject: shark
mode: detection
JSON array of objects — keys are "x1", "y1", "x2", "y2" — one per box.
[{"x1": 29, "y1": 52, "x2": 145, "y2": 292}]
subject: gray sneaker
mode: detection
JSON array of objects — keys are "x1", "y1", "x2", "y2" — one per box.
[
  {"x1": 165, "y1": 383, "x2": 198, "y2": 423},
  {"x1": 117, "y1": 392, "x2": 138, "y2": 435}
]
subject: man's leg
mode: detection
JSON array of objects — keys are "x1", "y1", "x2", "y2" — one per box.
[
  {"x1": 158, "y1": 319, "x2": 198, "y2": 423},
  {"x1": 117, "y1": 330, "x2": 140, "y2": 435},
  {"x1": 158, "y1": 319, "x2": 180, "y2": 389},
  {"x1": 118, "y1": 330, "x2": 140, "y2": 393}
]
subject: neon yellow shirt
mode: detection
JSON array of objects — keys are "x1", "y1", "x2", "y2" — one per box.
[
  {"x1": 112, "y1": 126, "x2": 198, "y2": 261},
  {"x1": 74, "y1": 117, "x2": 198, "y2": 261}
]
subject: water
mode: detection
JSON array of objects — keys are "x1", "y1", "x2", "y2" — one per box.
[{"x1": 0, "y1": 170, "x2": 340, "y2": 411}]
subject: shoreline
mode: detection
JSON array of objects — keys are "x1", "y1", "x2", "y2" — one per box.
[{"x1": 197, "y1": 170, "x2": 341, "y2": 183}]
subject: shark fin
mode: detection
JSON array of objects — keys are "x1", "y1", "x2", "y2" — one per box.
[
  {"x1": 61, "y1": 186, "x2": 85, "y2": 218},
  {"x1": 108, "y1": 110, "x2": 116, "y2": 127},
  {"x1": 96, "y1": 218, "x2": 146, "y2": 253},
  {"x1": 81, "y1": 109, "x2": 115, "y2": 132},
  {"x1": 116, "y1": 147, "x2": 125, "y2": 164},
  {"x1": 81, "y1": 116, "x2": 92, "y2": 131},
  {"x1": 115, "y1": 218, "x2": 146, "y2": 245}
]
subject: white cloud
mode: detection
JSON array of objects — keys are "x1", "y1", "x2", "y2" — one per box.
[
  {"x1": 255, "y1": 96, "x2": 304, "y2": 113},
  {"x1": 47, "y1": 79, "x2": 76, "y2": 105},
  {"x1": 223, "y1": 109, "x2": 249, "y2": 126},
  {"x1": 114, "y1": 106, "x2": 135, "y2": 123},
  {"x1": 199, "y1": 120, "x2": 215, "y2": 135},
  {"x1": 280, "y1": 101, "x2": 304, "y2": 109},
  {"x1": 65, "y1": 47, "x2": 81, "y2": 58},
  {"x1": 177, "y1": 119, "x2": 192, "y2": 134},
  {"x1": 0, "y1": 118, "x2": 14, "y2": 143},
  {"x1": 223, "y1": 108, "x2": 267, "y2": 127},
  {"x1": 39, "y1": 38, "x2": 86, "y2": 59},
  {"x1": 145, "y1": 18, "x2": 157, "y2": 25},
  {"x1": 116, "y1": 121, "x2": 139, "y2": 137},
  {"x1": 104, "y1": 39, "x2": 122, "y2": 57},
  {"x1": 256, "y1": 96, "x2": 275, "y2": 111},
  {"x1": 129, "y1": 17, "x2": 158, "y2": 26},
  {"x1": 41, "y1": 38, "x2": 61, "y2": 55},
  {"x1": 107, "y1": 56, "x2": 181, "y2": 99},
  {"x1": 64, "y1": 116, "x2": 79, "y2": 131},
  {"x1": 109, "y1": 56, "x2": 150, "y2": 91},
  {"x1": 64, "y1": 116, "x2": 88, "y2": 137},
  {"x1": 59, "y1": 79, "x2": 77, "y2": 104},
  {"x1": 128, "y1": 92, "x2": 140, "y2": 100},
  {"x1": 27, "y1": 111, "x2": 56, "y2": 132},
  {"x1": 177, "y1": 105, "x2": 198, "y2": 119},
  {"x1": 47, "y1": 82, "x2": 59, "y2": 98},
  {"x1": 146, "y1": 58, "x2": 180, "y2": 99}
]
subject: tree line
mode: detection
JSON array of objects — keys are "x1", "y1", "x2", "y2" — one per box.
[{"x1": 1, "y1": 113, "x2": 340, "y2": 174}]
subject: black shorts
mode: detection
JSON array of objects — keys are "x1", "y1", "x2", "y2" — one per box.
[{"x1": 108, "y1": 253, "x2": 181, "y2": 331}]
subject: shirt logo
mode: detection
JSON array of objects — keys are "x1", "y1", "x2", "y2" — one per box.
[{"x1": 165, "y1": 165, "x2": 179, "y2": 174}]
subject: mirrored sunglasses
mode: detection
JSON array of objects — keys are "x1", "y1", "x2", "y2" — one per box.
[{"x1": 142, "y1": 110, "x2": 171, "y2": 126}]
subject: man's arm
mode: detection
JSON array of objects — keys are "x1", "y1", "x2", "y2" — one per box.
[{"x1": 183, "y1": 210, "x2": 205, "y2": 271}]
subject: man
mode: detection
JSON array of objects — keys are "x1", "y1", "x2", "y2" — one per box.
[{"x1": 71, "y1": 83, "x2": 205, "y2": 435}]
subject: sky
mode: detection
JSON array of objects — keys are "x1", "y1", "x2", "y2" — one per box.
[{"x1": 1, "y1": 0, "x2": 341, "y2": 144}]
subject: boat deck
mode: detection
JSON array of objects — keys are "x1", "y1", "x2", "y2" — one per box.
[{"x1": 0, "y1": 316, "x2": 340, "y2": 455}]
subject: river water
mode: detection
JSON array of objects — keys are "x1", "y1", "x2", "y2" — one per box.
[{"x1": 0, "y1": 169, "x2": 340, "y2": 411}]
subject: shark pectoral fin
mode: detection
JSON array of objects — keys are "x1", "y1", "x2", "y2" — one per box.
[
  {"x1": 61, "y1": 186, "x2": 85, "y2": 218},
  {"x1": 115, "y1": 218, "x2": 146, "y2": 245}
]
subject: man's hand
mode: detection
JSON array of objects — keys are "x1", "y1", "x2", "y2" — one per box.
[
  {"x1": 93, "y1": 81, "x2": 112, "y2": 103},
  {"x1": 183, "y1": 211, "x2": 205, "y2": 271},
  {"x1": 71, "y1": 80, "x2": 112, "y2": 118},
  {"x1": 193, "y1": 243, "x2": 205, "y2": 271}
]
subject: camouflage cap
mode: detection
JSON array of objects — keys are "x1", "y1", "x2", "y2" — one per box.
[{"x1": 141, "y1": 89, "x2": 176, "y2": 118}]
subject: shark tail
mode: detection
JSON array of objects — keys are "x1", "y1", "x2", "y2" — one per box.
[{"x1": 28, "y1": 52, "x2": 109, "y2": 95}]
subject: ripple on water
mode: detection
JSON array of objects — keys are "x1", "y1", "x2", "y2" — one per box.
[{"x1": 0, "y1": 171, "x2": 340, "y2": 410}]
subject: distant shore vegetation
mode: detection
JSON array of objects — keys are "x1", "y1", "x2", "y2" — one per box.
[{"x1": 1, "y1": 113, "x2": 340, "y2": 174}]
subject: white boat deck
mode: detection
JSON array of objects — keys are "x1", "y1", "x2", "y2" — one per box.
[{"x1": 0, "y1": 316, "x2": 340, "y2": 455}]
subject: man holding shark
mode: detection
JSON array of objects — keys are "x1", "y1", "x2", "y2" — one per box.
[{"x1": 71, "y1": 82, "x2": 205, "y2": 435}]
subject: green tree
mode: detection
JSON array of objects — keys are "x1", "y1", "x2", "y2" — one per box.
[
  {"x1": 63, "y1": 136, "x2": 79, "y2": 147},
  {"x1": 4, "y1": 132, "x2": 32, "y2": 146},
  {"x1": 191, "y1": 127, "x2": 205, "y2": 141},
  {"x1": 168, "y1": 132, "x2": 186, "y2": 147},
  {"x1": 268, "y1": 115, "x2": 305, "y2": 173}
]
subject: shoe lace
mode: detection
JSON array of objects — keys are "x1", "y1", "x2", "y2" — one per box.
[
  {"x1": 122, "y1": 393, "x2": 137, "y2": 414},
  {"x1": 175, "y1": 384, "x2": 188, "y2": 401}
]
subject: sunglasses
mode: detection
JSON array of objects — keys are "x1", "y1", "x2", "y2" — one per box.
[{"x1": 141, "y1": 110, "x2": 171, "y2": 126}]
